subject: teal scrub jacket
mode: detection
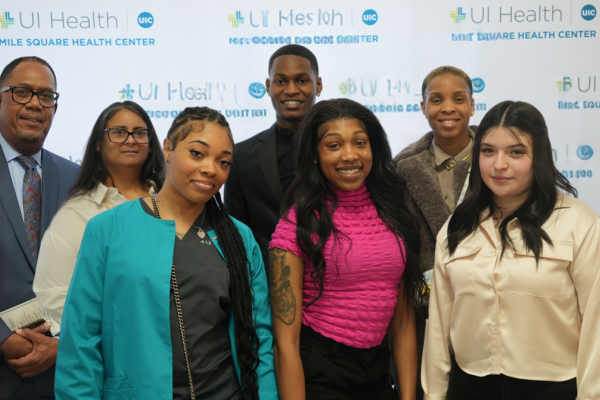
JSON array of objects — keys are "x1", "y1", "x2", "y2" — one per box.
[{"x1": 54, "y1": 200, "x2": 279, "y2": 399}]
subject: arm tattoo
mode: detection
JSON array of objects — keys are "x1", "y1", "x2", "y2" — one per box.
[{"x1": 269, "y1": 249, "x2": 297, "y2": 325}]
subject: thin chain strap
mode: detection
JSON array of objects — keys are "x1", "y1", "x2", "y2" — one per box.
[
  {"x1": 171, "y1": 264, "x2": 196, "y2": 400},
  {"x1": 151, "y1": 195, "x2": 196, "y2": 400}
]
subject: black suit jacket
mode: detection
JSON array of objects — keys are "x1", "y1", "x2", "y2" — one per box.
[
  {"x1": 224, "y1": 124, "x2": 283, "y2": 269},
  {"x1": 0, "y1": 143, "x2": 79, "y2": 399}
]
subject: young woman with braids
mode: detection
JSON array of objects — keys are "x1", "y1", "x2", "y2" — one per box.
[
  {"x1": 269, "y1": 98, "x2": 424, "y2": 400},
  {"x1": 422, "y1": 101, "x2": 600, "y2": 400},
  {"x1": 54, "y1": 107, "x2": 278, "y2": 400}
]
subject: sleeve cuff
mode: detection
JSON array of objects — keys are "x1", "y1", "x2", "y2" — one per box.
[{"x1": 424, "y1": 395, "x2": 447, "y2": 400}]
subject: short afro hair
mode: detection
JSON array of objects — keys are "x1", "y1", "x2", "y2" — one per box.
[
  {"x1": 268, "y1": 44, "x2": 319, "y2": 76},
  {"x1": 422, "y1": 66, "x2": 472, "y2": 100}
]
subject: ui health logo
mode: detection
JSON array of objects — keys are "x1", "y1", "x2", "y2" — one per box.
[
  {"x1": 450, "y1": 7, "x2": 466, "y2": 23},
  {"x1": 0, "y1": 12, "x2": 14, "y2": 28},
  {"x1": 229, "y1": 11, "x2": 244, "y2": 27},
  {"x1": 472, "y1": 77, "x2": 485, "y2": 93},
  {"x1": 582, "y1": 5, "x2": 596, "y2": 20},
  {"x1": 138, "y1": 12, "x2": 154, "y2": 28},
  {"x1": 362, "y1": 9, "x2": 378, "y2": 25}
]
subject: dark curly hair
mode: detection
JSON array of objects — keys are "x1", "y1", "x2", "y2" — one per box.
[{"x1": 282, "y1": 98, "x2": 424, "y2": 310}]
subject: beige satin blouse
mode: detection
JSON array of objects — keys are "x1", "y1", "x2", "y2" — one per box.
[{"x1": 422, "y1": 194, "x2": 600, "y2": 400}]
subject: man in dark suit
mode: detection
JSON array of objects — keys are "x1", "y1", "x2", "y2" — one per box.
[
  {"x1": 0, "y1": 57, "x2": 79, "y2": 399},
  {"x1": 225, "y1": 45, "x2": 322, "y2": 268}
]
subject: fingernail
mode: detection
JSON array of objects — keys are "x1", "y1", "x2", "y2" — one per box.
[
  {"x1": 44, "y1": 322, "x2": 51, "y2": 328},
  {"x1": 15, "y1": 329, "x2": 22, "y2": 333}
]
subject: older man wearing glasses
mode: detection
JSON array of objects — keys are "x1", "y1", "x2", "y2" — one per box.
[{"x1": 0, "y1": 56, "x2": 79, "y2": 400}]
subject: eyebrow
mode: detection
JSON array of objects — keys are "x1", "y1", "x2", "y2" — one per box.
[
  {"x1": 188, "y1": 140, "x2": 232, "y2": 155},
  {"x1": 273, "y1": 72, "x2": 311, "y2": 79},
  {"x1": 323, "y1": 130, "x2": 366, "y2": 138},
  {"x1": 15, "y1": 82, "x2": 55, "y2": 92},
  {"x1": 110, "y1": 125, "x2": 147, "y2": 130},
  {"x1": 481, "y1": 142, "x2": 528, "y2": 149},
  {"x1": 429, "y1": 90, "x2": 468, "y2": 96}
]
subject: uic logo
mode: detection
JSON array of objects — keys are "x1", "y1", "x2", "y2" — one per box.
[
  {"x1": 0, "y1": 12, "x2": 14, "y2": 29},
  {"x1": 471, "y1": 77, "x2": 485, "y2": 93},
  {"x1": 229, "y1": 11, "x2": 244, "y2": 27},
  {"x1": 577, "y1": 145, "x2": 594, "y2": 160},
  {"x1": 450, "y1": 7, "x2": 466, "y2": 24},
  {"x1": 248, "y1": 82, "x2": 266, "y2": 99},
  {"x1": 138, "y1": 12, "x2": 154, "y2": 28},
  {"x1": 362, "y1": 9, "x2": 378, "y2": 25},
  {"x1": 582, "y1": 5, "x2": 596, "y2": 21}
]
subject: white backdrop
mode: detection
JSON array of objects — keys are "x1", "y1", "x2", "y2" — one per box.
[{"x1": 2, "y1": 0, "x2": 599, "y2": 210}]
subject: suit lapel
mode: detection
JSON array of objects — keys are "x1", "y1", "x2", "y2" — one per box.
[
  {"x1": 41, "y1": 149, "x2": 60, "y2": 236},
  {"x1": 256, "y1": 125, "x2": 283, "y2": 204},
  {"x1": 0, "y1": 144, "x2": 36, "y2": 270},
  {"x1": 398, "y1": 151, "x2": 450, "y2": 237}
]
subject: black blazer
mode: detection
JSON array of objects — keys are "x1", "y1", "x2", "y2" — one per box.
[
  {"x1": 224, "y1": 123, "x2": 283, "y2": 269},
  {"x1": 0, "y1": 143, "x2": 79, "y2": 399}
]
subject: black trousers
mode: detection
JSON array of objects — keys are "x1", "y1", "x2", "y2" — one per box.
[
  {"x1": 300, "y1": 325, "x2": 398, "y2": 400},
  {"x1": 447, "y1": 359, "x2": 577, "y2": 400}
]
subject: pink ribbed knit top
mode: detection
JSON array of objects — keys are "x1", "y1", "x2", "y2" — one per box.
[{"x1": 269, "y1": 183, "x2": 406, "y2": 349}]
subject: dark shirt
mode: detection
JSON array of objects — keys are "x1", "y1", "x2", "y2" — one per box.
[
  {"x1": 140, "y1": 200, "x2": 244, "y2": 400},
  {"x1": 275, "y1": 124, "x2": 295, "y2": 195}
]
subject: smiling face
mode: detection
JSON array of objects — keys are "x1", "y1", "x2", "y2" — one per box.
[
  {"x1": 421, "y1": 73, "x2": 474, "y2": 148},
  {"x1": 316, "y1": 118, "x2": 372, "y2": 192},
  {"x1": 163, "y1": 122, "x2": 233, "y2": 204},
  {"x1": 479, "y1": 127, "x2": 535, "y2": 210},
  {"x1": 0, "y1": 61, "x2": 57, "y2": 155},
  {"x1": 100, "y1": 108, "x2": 151, "y2": 171},
  {"x1": 266, "y1": 55, "x2": 322, "y2": 130}
]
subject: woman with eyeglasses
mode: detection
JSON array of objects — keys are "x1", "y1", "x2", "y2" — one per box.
[
  {"x1": 53, "y1": 107, "x2": 277, "y2": 399},
  {"x1": 34, "y1": 101, "x2": 165, "y2": 324}
]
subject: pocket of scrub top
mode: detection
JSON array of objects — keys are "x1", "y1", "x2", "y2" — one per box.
[
  {"x1": 103, "y1": 377, "x2": 137, "y2": 399},
  {"x1": 510, "y1": 241, "x2": 573, "y2": 299},
  {"x1": 442, "y1": 244, "x2": 482, "y2": 297}
]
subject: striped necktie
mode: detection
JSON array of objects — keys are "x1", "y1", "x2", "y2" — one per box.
[{"x1": 16, "y1": 155, "x2": 42, "y2": 262}]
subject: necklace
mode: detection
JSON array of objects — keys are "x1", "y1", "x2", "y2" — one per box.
[
  {"x1": 443, "y1": 149, "x2": 473, "y2": 170},
  {"x1": 150, "y1": 195, "x2": 196, "y2": 400},
  {"x1": 153, "y1": 195, "x2": 206, "y2": 239}
]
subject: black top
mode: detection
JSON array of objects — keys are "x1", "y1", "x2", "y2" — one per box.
[
  {"x1": 275, "y1": 123, "x2": 295, "y2": 195},
  {"x1": 140, "y1": 200, "x2": 244, "y2": 400}
]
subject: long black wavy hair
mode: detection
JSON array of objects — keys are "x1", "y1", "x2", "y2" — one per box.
[
  {"x1": 67, "y1": 101, "x2": 165, "y2": 199},
  {"x1": 282, "y1": 98, "x2": 424, "y2": 309},
  {"x1": 166, "y1": 107, "x2": 260, "y2": 400},
  {"x1": 447, "y1": 101, "x2": 577, "y2": 261}
]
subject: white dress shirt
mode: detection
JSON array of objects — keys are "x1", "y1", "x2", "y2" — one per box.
[
  {"x1": 34, "y1": 182, "x2": 156, "y2": 324},
  {"x1": 0, "y1": 132, "x2": 42, "y2": 219},
  {"x1": 422, "y1": 194, "x2": 600, "y2": 400}
]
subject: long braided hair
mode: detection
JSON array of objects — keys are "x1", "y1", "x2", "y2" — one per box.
[{"x1": 167, "y1": 107, "x2": 260, "y2": 400}]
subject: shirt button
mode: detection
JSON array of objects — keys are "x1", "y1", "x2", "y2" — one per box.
[
  {"x1": 163, "y1": 277, "x2": 169, "y2": 283},
  {"x1": 490, "y1": 288, "x2": 495, "y2": 294}
]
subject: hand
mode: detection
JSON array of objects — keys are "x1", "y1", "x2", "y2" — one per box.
[
  {"x1": 0, "y1": 322, "x2": 49, "y2": 359},
  {"x1": 5, "y1": 323, "x2": 58, "y2": 377}
]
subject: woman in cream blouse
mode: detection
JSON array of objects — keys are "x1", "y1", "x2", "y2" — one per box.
[
  {"x1": 423, "y1": 101, "x2": 600, "y2": 400},
  {"x1": 34, "y1": 101, "x2": 164, "y2": 324}
]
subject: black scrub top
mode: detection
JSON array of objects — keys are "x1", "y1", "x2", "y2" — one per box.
[{"x1": 140, "y1": 200, "x2": 244, "y2": 400}]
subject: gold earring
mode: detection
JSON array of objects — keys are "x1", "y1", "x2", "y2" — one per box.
[{"x1": 317, "y1": 92, "x2": 321, "y2": 97}]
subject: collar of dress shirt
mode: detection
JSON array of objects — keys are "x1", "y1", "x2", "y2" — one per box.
[{"x1": 0, "y1": 130, "x2": 43, "y2": 167}]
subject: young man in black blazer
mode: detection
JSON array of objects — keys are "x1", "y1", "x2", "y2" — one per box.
[{"x1": 224, "y1": 45, "x2": 322, "y2": 269}]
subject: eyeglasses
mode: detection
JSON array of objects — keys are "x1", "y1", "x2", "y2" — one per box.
[
  {"x1": 105, "y1": 128, "x2": 152, "y2": 144},
  {"x1": 0, "y1": 86, "x2": 59, "y2": 108}
]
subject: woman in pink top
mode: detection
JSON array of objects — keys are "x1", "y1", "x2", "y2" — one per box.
[{"x1": 269, "y1": 98, "x2": 424, "y2": 400}]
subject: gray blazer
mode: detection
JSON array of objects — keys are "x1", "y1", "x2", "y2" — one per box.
[{"x1": 0, "y1": 143, "x2": 79, "y2": 399}]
